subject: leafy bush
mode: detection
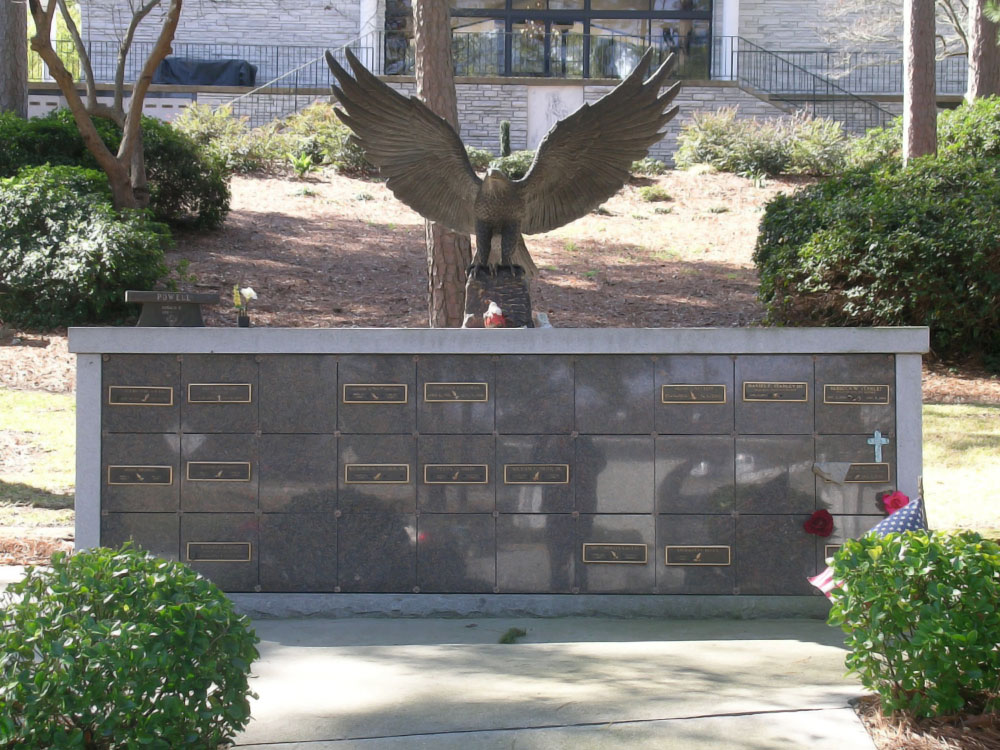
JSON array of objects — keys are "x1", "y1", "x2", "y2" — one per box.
[
  {"x1": 490, "y1": 149, "x2": 535, "y2": 179},
  {"x1": 676, "y1": 108, "x2": 848, "y2": 176},
  {"x1": 754, "y1": 157, "x2": 1000, "y2": 367},
  {"x1": 465, "y1": 146, "x2": 494, "y2": 171},
  {"x1": 279, "y1": 102, "x2": 373, "y2": 175},
  {"x1": 0, "y1": 109, "x2": 229, "y2": 229},
  {"x1": 0, "y1": 544, "x2": 260, "y2": 749},
  {"x1": 828, "y1": 531, "x2": 1000, "y2": 718},
  {"x1": 0, "y1": 165, "x2": 170, "y2": 328},
  {"x1": 173, "y1": 102, "x2": 283, "y2": 174},
  {"x1": 849, "y1": 96, "x2": 1000, "y2": 169},
  {"x1": 631, "y1": 157, "x2": 669, "y2": 176},
  {"x1": 638, "y1": 185, "x2": 672, "y2": 202}
]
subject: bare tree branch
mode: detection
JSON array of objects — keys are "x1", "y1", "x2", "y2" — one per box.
[
  {"x1": 56, "y1": 0, "x2": 100, "y2": 111},
  {"x1": 115, "y1": 0, "x2": 162, "y2": 112}
]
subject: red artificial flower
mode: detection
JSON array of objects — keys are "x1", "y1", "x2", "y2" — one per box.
[
  {"x1": 804, "y1": 509, "x2": 834, "y2": 537},
  {"x1": 881, "y1": 491, "x2": 910, "y2": 514}
]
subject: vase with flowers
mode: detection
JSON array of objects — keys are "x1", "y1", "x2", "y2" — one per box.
[{"x1": 233, "y1": 286, "x2": 257, "y2": 327}]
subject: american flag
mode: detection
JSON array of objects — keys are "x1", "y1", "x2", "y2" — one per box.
[{"x1": 808, "y1": 498, "x2": 927, "y2": 598}]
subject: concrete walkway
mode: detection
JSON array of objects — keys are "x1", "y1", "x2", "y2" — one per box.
[{"x1": 233, "y1": 617, "x2": 875, "y2": 750}]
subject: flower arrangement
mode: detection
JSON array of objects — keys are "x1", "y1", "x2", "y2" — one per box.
[{"x1": 233, "y1": 286, "x2": 257, "y2": 327}]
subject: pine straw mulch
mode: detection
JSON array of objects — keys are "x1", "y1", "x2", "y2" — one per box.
[
  {"x1": 856, "y1": 695, "x2": 1000, "y2": 750},
  {"x1": 0, "y1": 535, "x2": 74, "y2": 567}
]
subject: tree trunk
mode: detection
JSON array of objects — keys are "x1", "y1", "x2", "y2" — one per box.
[
  {"x1": 0, "y1": 0, "x2": 29, "y2": 118},
  {"x1": 413, "y1": 0, "x2": 472, "y2": 328},
  {"x1": 967, "y1": 0, "x2": 1000, "y2": 100},
  {"x1": 904, "y1": 0, "x2": 937, "y2": 163}
]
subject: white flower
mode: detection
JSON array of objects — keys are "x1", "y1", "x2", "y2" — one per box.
[{"x1": 240, "y1": 287, "x2": 258, "y2": 303}]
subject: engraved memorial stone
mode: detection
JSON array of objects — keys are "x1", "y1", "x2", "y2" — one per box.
[
  {"x1": 187, "y1": 462, "x2": 252, "y2": 481},
  {"x1": 186, "y1": 542, "x2": 252, "y2": 562},
  {"x1": 345, "y1": 464, "x2": 410, "y2": 483},
  {"x1": 504, "y1": 464, "x2": 570, "y2": 484},
  {"x1": 824, "y1": 384, "x2": 890, "y2": 404},
  {"x1": 343, "y1": 384, "x2": 408, "y2": 403},
  {"x1": 424, "y1": 464, "x2": 489, "y2": 484},
  {"x1": 665, "y1": 545, "x2": 731, "y2": 566},
  {"x1": 424, "y1": 382, "x2": 488, "y2": 402},
  {"x1": 661, "y1": 385, "x2": 727, "y2": 404},
  {"x1": 582, "y1": 543, "x2": 648, "y2": 564},
  {"x1": 126, "y1": 290, "x2": 217, "y2": 327},
  {"x1": 108, "y1": 385, "x2": 173, "y2": 406},
  {"x1": 742, "y1": 382, "x2": 808, "y2": 402},
  {"x1": 107, "y1": 465, "x2": 172, "y2": 485},
  {"x1": 187, "y1": 383, "x2": 252, "y2": 403}
]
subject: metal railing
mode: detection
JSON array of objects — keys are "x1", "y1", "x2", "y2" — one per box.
[{"x1": 713, "y1": 37, "x2": 895, "y2": 134}]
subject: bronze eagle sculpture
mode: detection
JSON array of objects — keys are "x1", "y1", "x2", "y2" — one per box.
[{"x1": 324, "y1": 48, "x2": 679, "y2": 273}]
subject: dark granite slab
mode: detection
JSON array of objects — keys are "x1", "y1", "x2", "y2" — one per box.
[
  {"x1": 576, "y1": 514, "x2": 655, "y2": 593},
  {"x1": 815, "y1": 435, "x2": 895, "y2": 515},
  {"x1": 338, "y1": 355, "x2": 415, "y2": 433},
  {"x1": 417, "y1": 355, "x2": 495, "y2": 434},
  {"x1": 656, "y1": 514, "x2": 735, "y2": 594},
  {"x1": 816, "y1": 514, "x2": 880, "y2": 571},
  {"x1": 735, "y1": 437, "x2": 815, "y2": 513},
  {"x1": 338, "y1": 513, "x2": 417, "y2": 592},
  {"x1": 497, "y1": 514, "x2": 576, "y2": 592},
  {"x1": 259, "y1": 435, "x2": 337, "y2": 512},
  {"x1": 575, "y1": 355, "x2": 654, "y2": 434},
  {"x1": 102, "y1": 512, "x2": 179, "y2": 560},
  {"x1": 259, "y1": 513, "x2": 337, "y2": 592},
  {"x1": 656, "y1": 436, "x2": 735, "y2": 514},
  {"x1": 496, "y1": 435, "x2": 574, "y2": 513},
  {"x1": 735, "y1": 355, "x2": 814, "y2": 435},
  {"x1": 575, "y1": 436, "x2": 654, "y2": 514},
  {"x1": 102, "y1": 354, "x2": 180, "y2": 433},
  {"x1": 181, "y1": 513, "x2": 259, "y2": 592},
  {"x1": 417, "y1": 514, "x2": 495, "y2": 592},
  {"x1": 181, "y1": 354, "x2": 259, "y2": 434},
  {"x1": 338, "y1": 434, "x2": 416, "y2": 513},
  {"x1": 495, "y1": 355, "x2": 574, "y2": 434},
  {"x1": 102, "y1": 433, "x2": 180, "y2": 512},
  {"x1": 417, "y1": 434, "x2": 495, "y2": 513},
  {"x1": 735, "y1": 515, "x2": 816, "y2": 595},
  {"x1": 259, "y1": 355, "x2": 337, "y2": 433},
  {"x1": 180, "y1": 434, "x2": 258, "y2": 512},
  {"x1": 655, "y1": 355, "x2": 734, "y2": 435},
  {"x1": 815, "y1": 354, "x2": 895, "y2": 435}
]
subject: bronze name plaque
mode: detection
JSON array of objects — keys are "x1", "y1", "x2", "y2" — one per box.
[
  {"x1": 845, "y1": 463, "x2": 891, "y2": 483},
  {"x1": 187, "y1": 383, "x2": 252, "y2": 403},
  {"x1": 742, "y1": 382, "x2": 809, "y2": 402},
  {"x1": 661, "y1": 385, "x2": 727, "y2": 404},
  {"x1": 345, "y1": 464, "x2": 410, "y2": 483},
  {"x1": 343, "y1": 384, "x2": 408, "y2": 404},
  {"x1": 107, "y1": 465, "x2": 173, "y2": 485},
  {"x1": 504, "y1": 464, "x2": 570, "y2": 484},
  {"x1": 186, "y1": 462, "x2": 252, "y2": 481},
  {"x1": 665, "y1": 545, "x2": 731, "y2": 566},
  {"x1": 824, "y1": 544, "x2": 842, "y2": 559},
  {"x1": 424, "y1": 382, "x2": 489, "y2": 402},
  {"x1": 582, "y1": 543, "x2": 648, "y2": 564},
  {"x1": 186, "y1": 542, "x2": 252, "y2": 562},
  {"x1": 824, "y1": 384, "x2": 891, "y2": 404},
  {"x1": 108, "y1": 386, "x2": 174, "y2": 406},
  {"x1": 424, "y1": 464, "x2": 489, "y2": 484}
]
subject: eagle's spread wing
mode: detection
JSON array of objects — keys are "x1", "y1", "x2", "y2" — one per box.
[
  {"x1": 516, "y1": 50, "x2": 679, "y2": 235},
  {"x1": 325, "y1": 49, "x2": 481, "y2": 234}
]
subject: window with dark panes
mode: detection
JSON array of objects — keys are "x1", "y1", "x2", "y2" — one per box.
[{"x1": 384, "y1": 0, "x2": 711, "y2": 78}]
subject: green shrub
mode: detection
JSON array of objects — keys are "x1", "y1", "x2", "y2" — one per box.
[
  {"x1": 754, "y1": 158, "x2": 1000, "y2": 367},
  {"x1": 0, "y1": 165, "x2": 170, "y2": 328},
  {"x1": 173, "y1": 103, "x2": 283, "y2": 174},
  {"x1": 638, "y1": 185, "x2": 672, "y2": 202},
  {"x1": 787, "y1": 116, "x2": 848, "y2": 175},
  {"x1": 279, "y1": 102, "x2": 373, "y2": 175},
  {"x1": 0, "y1": 544, "x2": 260, "y2": 749},
  {"x1": 465, "y1": 146, "x2": 494, "y2": 171},
  {"x1": 828, "y1": 531, "x2": 1000, "y2": 718},
  {"x1": 0, "y1": 109, "x2": 229, "y2": 229},
  {"x1": 490, "y1": 149, "x2": 535, "y2": 179},
  {"x1": 631, "y1": 157, "x2": 669, "y2": 176}
]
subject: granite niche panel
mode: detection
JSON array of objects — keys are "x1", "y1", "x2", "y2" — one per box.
[
  {"x1": 497, "y1": 514, "x2": 576, "y2": 593},
  {"x1": 181, "y1": 354, "x2": 258, "y2": 434},
  {"x1": 816, "y1": 514, "x2": 879, "y2": 572},
  {"x1": 575, "y1": 355, "x2": 654, "y2": 434},
  {"x1": 338, "y1": 513, "x2": 417, "y2": 592},
  {"x1": 417, "y1": 355, "x2": 495, "y2": 434},
  {"x1": 259, "y1": 512, "x2": 337, "y2": 592},
  {"x1": 575, "y1": 436, "x2": 655, "y2": 514},
  {"x1": 815, "y1": 435, "x2": 896, "y2": 515},
  {"x1": 576, "y1": 514, "x2": 655, "y2": 593},
  {"x1": 735, "y1": 437, "x2": 815, "y2": 514},
  {"x1": 259, "y1": 434, "x2": 337, "y2": 513},
  {"x1": 417, "y1": 514, "x2": 495, "y2": 592},
  {"x1": 495, "y1": 355, "x2": 574, "y2": 434},
  {"x1": 102, "y1": 354, "x2": 180, "y2": 433},
  {"x1": 496, "y1": 435, "x2": 574, "y2": 513},
  {"x1": 338, "y1": 355, "x2": 416, "y2": 434},
  {"x1": 656, "y1": 514, "x2": 735, "y2": 595},
  {"x1": 734, "y1": 355, "x2": 814, "y2": 435},
  {"x1": 102, "y1": 433, "x2": 180, "y2": 512},
  {"x1": 417, "y1": 434, "x2": 495, "y2": 513},
  {"x1": 259, "y1": 355, "x2": 337, "y2": 433},
  {"x1": 181, "y1": 513, "x2": 259, "y2": 592},
  {"x1": 338, "y1": 434, "x2": 416, "y2": 513},
  {"x1": 102, "y1": 512, "x2": 180, "y2": 560},
  {"x1": 655, "y1": 355, "x2": 735, "y2": 435},
  {"x1": 655, "y1": 436, "x2": 735, "y2": 514},
  {"x1": 815, "y1": 354, "x2": 895, "y2": 435},
  {"x1": 181, "y1": 434, "x2": 258, "y2": 512},
  {"x1": 735, "y1": 515, "x2": 815, "y2": 595}
]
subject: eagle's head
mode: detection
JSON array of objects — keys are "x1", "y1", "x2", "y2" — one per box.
[
  {"x1": 483, "y1": 167, "x2": 513, "y2": 196},
  {"x1": 484, "y1": 167, "x2": 511, "y2": 182}
]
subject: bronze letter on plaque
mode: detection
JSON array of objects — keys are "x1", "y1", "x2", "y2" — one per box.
[
  {"x1": 186, "y1": 542, "x2": 252, "y2": 562},
  {"x1": 845, "y1": 463, "x2": 891, "y2": 483},
  {"x1": 665, "y1": 545, "x2": 731, "y2": 566},
  {"x1": 108, "y1": 386, "x2": 174, "y2": 406},
  {"x1": 742, "y1": 382, "x2": 809, "y2": 402},
  {"x1": 504, "y1": 464, "x2": 570, "y2": 484},
  {"x1": 107, "y1": 466, "x2": 173, "y2": 485},
  {"x1": 343, "y1": 384, "x2": 408, "y2": 403},
  {"x1": 186, "y1": 462, "x2": 252, "y2": 481},
  {"x1": 582, "y1": 543, "x2": 648, "y2": 564},
  {"x1": 424, "y1": 382, "x2": 489, "y2": 402},
  {"x1": 187, "y1": 383, "x2": 253, "y2": 403},
  {"x1": 823, "y1": 385, "x2": 890, "y2": 405},
  {"x1": 661, "y1": 385, "x2": 727, "y2": 404},
  {"x1": 424, "y1": 464, "x2": 489, "y2": 484},
  {"x1": 344, "y1": 464, "x2": 411, "y2": 483}
]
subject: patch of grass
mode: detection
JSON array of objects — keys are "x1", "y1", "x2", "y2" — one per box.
[
  {"x1": 542, "y1": 265, "x2": 559, "y2": 272},
  {"x1": 592, "y1": 206, "x2": 613, "y2": 216},
  {"x1": 923, "y1": 403, "x2": 1000, "y2": 535},
  {"x1": 639, "y1": 185, "x2": 672, "y2": 202},
  {"x1": 630, "y1": 214, "x2": 648, "y2": 221},
  {"x1": 354, "y1": 192, "x2": 374, "y2": 202},
  {"x1": 707, "y1": 206, "x2": 730, "y2": 214},
  {"x1": 652, "y1": 248, "x2": 680, "y2": 261},
  {"x1": 563, "y1": 241, "x2": 577, "y2": 252},
  {"x1": 653, "y1": 206, "x2": 673, "y2": 215},
  {"x1": 498, "y1": 627, "x2": 527, "y2": 644},
  {"x1": 583, "y1": 270, "x2": 598, "y2": 279},
  {"x1": 294, "y1": 187, "x2": 318, "y2": 197}
]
